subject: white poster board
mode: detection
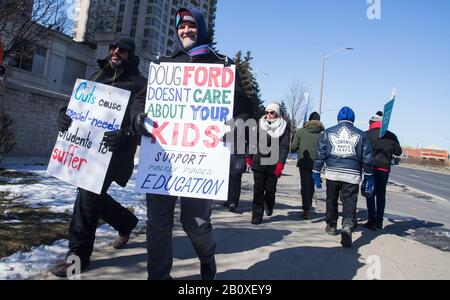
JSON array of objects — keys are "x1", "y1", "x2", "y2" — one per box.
[
  {"x1": 47, "y1": 79, "x2": 131, "y2": 194},
  {"x1": 136, "y1": 62, "x2": 236, "y2": 201}
]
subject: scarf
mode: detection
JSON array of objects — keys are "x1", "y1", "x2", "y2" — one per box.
[
  {"x1": 259, "y1": 117, "x2": 287, "y2": 138},
  {"x1": 369, "y1": 121, "x2": 382, "y2": 130},
  {"x1": 188, "y1": 44, "x2": 210, "y2": 57}
]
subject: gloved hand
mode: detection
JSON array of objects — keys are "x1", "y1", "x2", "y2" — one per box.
[
  {"x1": 132, "y1": 113, "x2": 152, "y2": 137},
  {"x1": 274, "y1": 162, "x2": 284, "y2": 178},
  {"x1": 312, "y1": 171, "x2": 322, "y2": 188},
  {"x1": 361, "y1": 174, "x2": 375, "y2": 198},
  {"x1": 103, "y1": 127, "x2": 133, "y2": 152},
  {"x1": 245, "y1": 157, "x2": 253, "y2": 168},
  {"x1": 57, "y1": 107, "x2": 72, "y2": 133}
]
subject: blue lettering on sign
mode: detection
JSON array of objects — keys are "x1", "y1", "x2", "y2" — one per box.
[
  {"x1": 140, "y1": 174, "x2": 225, "y2": 196},
  {"x1": 74, "y1": 82, "x2": 96, "y2": 104},
  {"x1": 90, "y1": 117, "x2": 121, "y2": 131}
]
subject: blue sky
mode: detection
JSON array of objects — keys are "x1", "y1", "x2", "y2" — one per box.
[{"x1": 214, "y1": 0, "x2": 450, "y2": 150}]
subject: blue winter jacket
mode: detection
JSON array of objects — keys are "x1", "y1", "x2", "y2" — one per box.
[{"x1": 313, "y1": 121, "x2": 373, "y2": 184}]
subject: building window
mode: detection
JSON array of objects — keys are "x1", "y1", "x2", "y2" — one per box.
[
  {"x1": 142, "y1": 40, "x2": 148, "y2": 50},
  {"x1": 7, "y1": 45, "x2": 46, "y2": 75},
  {"x1": 32, "y1": 46, "x2": 47, "y2": 76}
]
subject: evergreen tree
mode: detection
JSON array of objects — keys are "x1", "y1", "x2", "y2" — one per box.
[
  {"x1": 279, "y1": 101, "x2": 288, "y2": 119},
  {"x1": 279, "y1": 100, "x2": 295, "y2": 143},
  {"x1": 234, "y1": 51, "x2": 265, "y2": 118},
  {"x1": 208, "y1": 28, "x2": 219, "y2": 52}
]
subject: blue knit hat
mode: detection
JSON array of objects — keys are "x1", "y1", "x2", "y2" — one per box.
[{"x1": 337, "y1": 106, "x2": 355, "y2": 123}]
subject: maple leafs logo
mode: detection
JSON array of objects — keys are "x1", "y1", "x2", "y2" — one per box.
[{"x1": 329, "y1": 127, "x2": 360, "y2": 158}]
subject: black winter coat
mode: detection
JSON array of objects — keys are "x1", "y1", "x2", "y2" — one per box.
[
  {"x1": 366, "y1": 128, "x2": 402, "y2": 171},
  {"x1": 91, "y1": 57, "x2": 147, "y2": 187},
  {"x1": 251, "y1": 119, "x2": 291, "y2": 175}
]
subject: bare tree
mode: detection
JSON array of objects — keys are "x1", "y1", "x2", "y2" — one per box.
[
  {"x1": 285, "y1": 80, "x2": 311, "y2": 129},
  {"x1": 0, "y1": 0, "x2": 67, "y2": 58},
  {"x1": 284, "y1": 80, "x2": 311, "y2": 151}
]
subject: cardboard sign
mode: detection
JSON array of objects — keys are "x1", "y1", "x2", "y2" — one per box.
[
  {"x1": 380, "y1": 97, "x2": 395, "y2": 138},
  {"x1": 47, "y1": 79, "x2": 131, "y2": 194},
  {"x1": 136, "y1": 62, "x2": 236, "y2": 201}
]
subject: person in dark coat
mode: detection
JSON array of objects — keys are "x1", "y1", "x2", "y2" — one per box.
[
  {"x1": 133, "y1": 6, "x2": 253, "y2": 280},
  {"x1": 313, "y1": 107, "x2": 374, "y2": 248},
  {"x1": 0, "y1": 37, "x2": 5, "y2": 80},
  {"x1": 247, "y1": 103, "x2": 290, "y2": 225},
  {"x1": 364, "y1": 111, "x2": 402, "y2": 231},
  {"x1": 291, "y1": 112, "x2": 324, "y2": 219},
  {"x1": 51, "y1": 36, "x2": 147, "y2": 278}
]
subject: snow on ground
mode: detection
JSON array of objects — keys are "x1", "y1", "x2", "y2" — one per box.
[{"x1": 0, "y1": 160, "x2": 147, "y2": 280}]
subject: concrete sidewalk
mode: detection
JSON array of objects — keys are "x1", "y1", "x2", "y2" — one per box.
[{"x1": 44, "y1": 161, "x2": 450, "y2": 280}]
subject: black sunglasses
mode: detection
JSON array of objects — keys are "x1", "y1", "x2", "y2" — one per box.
[
  {"x1": 265, "y1": 111, "x2": 276, "y2": 115},
  {"x1": 109, "y1": 45, "x2": 129, "y2": 54}
]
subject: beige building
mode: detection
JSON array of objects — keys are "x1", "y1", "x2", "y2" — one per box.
[
  {"x1": 72, "y1": 0, "x2": 218, "y2": 75},
  {"x1": 4, "y1": 28, "x2": 97, "y2": 95}
]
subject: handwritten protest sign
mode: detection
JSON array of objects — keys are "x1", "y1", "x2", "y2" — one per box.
[
  {"x1": 136, "y1": 62, "x2": 236, "y2": 201},
  {"x1": 47, "y1": 79, "x2": 131, "y2": 194}
]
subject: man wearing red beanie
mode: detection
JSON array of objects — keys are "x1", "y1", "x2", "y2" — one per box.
[{"x1": 133, "y1": 6, "x2": 254, "y2": 280}]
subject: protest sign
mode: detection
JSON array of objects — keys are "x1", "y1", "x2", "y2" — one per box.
[
  {"x1": 136, "y1": 62, "x2": 236, "y2": 201},
  {"x1": 380, "y1": 93, "x2": 396, "y2": 138},
  {"x1": 47, "y1": 79, "x2": 131, "y2": 194}
]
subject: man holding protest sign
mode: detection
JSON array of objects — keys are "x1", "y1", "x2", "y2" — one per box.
[
  {"x1": 133, "y1": 6, "x2": 253, "y2": 280},
  {"x1": 51, "y1": 36, "x2": 147, "y2": 278}
]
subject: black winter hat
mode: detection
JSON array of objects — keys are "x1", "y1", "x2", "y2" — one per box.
[
  {"x1": 309, "y1": 112, "x2": 321, "y2": 121},
  {"x1": 110, "y1": 36, "x2": 136, "y2": 56}
]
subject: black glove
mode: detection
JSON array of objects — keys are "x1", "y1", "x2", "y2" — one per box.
[
  {"x1": 58, "y1": 107, "x2": 72, "y2": 133},
  {"x1": 132, "y1": 113, "x2": 153, "y2": 137},
  {"x1": 103, "y1": 127, "x2": 133, "y2": 152}
]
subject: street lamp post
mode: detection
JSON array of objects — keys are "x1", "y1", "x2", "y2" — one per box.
[{"x1": 318, "y1": 48, "x2": 354, "y2": 116}]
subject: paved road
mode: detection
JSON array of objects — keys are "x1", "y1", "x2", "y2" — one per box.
[{"x1": 390, "y1": 166, "x2": 450, "y2": 201}]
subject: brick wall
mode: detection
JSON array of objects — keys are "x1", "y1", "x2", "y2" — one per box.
[{"x1": 0, "y1": 81, "x2": 69, "y2": 157}]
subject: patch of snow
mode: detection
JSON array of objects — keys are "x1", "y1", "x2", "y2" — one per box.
[
  {"x1": 0, "y1": 240, "x2": 68, "y2": 280},
  {"x1": 1, "y1": 220, "x2": 22, "y2": 224},
  {"x1": 0, "y1": 163, "x2": 147, "y2": 280}
]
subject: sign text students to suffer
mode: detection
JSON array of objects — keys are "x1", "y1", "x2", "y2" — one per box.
[{"x1": 47, "y1": 79, "x2": 130, "y2": 194}]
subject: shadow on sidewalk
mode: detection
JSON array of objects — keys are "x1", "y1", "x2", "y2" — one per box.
[
  {"x1": 213, "y1": 199, "x2": 299, "y2": 216},
  {"x1": 89, "y1": 209, "x2": 448, "y2": 279},
  {"x1": 213, "y1": 245, "x2": 366, "y2": 280},
  {"x1": 173, "y1": 227, "x2": 292, "y2": 260},
  {"x1": 177, "y1": 238, "x2": 372, "y2": 280},
  {"x1": 88, "y1": 227, "x2": 292, "y2": 276}
]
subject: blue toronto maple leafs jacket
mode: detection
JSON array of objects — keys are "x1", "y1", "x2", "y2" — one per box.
[{"x1": 313, "y1": 121, "x2": 373, "y2": 184}]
